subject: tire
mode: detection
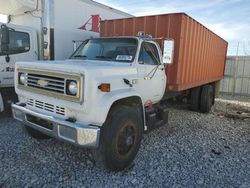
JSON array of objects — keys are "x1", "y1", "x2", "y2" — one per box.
[
  {"x1": 94, "y1": 105, "x2": 143, "y2": 171},
  {"x1": 23, "y1": 124, "x2": 51, "y2": 139},
  {"x1": 200, "y1": 85, "x2": 214, "y2": 113},
  {"x1": 190, "y1": 87, "x2": 201, "y2": 111},
  {"x1": 0, "y1": 88, "x2": 18, "y2": 118}
]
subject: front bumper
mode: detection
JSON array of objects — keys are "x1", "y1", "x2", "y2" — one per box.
[{"x1": 12, "y1": 103, "x2": 100, "y2": 148}]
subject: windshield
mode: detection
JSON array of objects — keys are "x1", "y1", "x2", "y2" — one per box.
[{"x1": 70, "y1": 38, "x2": 138, "y2": 62}]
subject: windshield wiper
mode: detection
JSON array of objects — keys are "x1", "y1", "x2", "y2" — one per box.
[{"x1": 95, "y1": 56, "x2": 113, "y2": 61}]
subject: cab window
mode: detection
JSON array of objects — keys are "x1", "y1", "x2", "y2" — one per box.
[
  {"x1": 138, "y1": 42, "x2": 160, "y2": 65},
  {"x1": 0, "y1": 31, "x2": 30, "y2": 56}
]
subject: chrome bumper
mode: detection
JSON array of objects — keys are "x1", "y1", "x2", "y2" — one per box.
[{"x1": 12, "y1": 103, "x2": 100, "y2": 148}]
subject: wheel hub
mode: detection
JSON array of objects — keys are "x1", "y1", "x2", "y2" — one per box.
[
  {"x1": 126, "y1": 135, "x2": 133, "y2": 146},
  {"x1": 117, "y1": 124, "x2": 136, "y2": 156}
]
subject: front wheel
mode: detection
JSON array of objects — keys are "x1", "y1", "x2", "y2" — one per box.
[{"x1": 94, "y1": 106, "x2": 143, "y2": 171}]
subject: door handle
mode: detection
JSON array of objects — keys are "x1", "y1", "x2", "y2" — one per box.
[{"x1": 158, "y1": 67, "x2": 164, "y2": 71}]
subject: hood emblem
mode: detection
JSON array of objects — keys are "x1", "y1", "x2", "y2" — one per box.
[{"x1": 37, "y1": 79, "x2": 49, "y2": 87}]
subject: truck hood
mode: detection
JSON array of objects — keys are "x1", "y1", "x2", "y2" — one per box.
[{"x1": 16, "y1": 59, "x2": 137, "y2": 76}]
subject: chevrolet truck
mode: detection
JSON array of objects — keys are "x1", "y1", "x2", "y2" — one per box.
[{"x1": 12, "y1": 13, "x2": 228, "y2": 171}]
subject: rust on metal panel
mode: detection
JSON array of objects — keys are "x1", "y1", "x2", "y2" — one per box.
[{"x1": 100, "y1": 13, "x2": 228, "y2": 92}]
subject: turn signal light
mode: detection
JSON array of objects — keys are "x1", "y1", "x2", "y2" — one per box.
[{"x1": 98, "y1": 83, "x2": 111, "y2": 92}]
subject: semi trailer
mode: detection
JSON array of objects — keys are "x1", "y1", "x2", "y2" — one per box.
[
  {"x1": 0, "y1": 0, "x2": 132, "y2": 114},
  {"x1": 12, "y1": 13, "x2": 227, "y2": 171}
]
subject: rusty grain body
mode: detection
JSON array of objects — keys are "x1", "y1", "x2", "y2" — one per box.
[{"x1": 100, "y1": 13, "x2": 228, "y2": 92}]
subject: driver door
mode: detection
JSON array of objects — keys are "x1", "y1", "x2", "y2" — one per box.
[{"x1": 136, "y1": 41, "x2": 166, "y2": 104}]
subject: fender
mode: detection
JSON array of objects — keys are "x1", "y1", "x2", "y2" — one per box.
[{"x1": 94, "y1": 88, "x2": 145, "y2": 126}]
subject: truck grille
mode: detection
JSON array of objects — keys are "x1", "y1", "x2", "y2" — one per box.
[
  {"x1": 27, "y1": 73, "x2": 65, "y2": 94},
  {"x1": 27, "y1": 98, "x2": 65, "y2": 116},
  {"x1": 17, "y1": 69, "x2": 82, "y2": 102}
]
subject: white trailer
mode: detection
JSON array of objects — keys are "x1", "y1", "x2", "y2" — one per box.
[{"x1": 0, "y1": 0, "x2": 132, "y2": 114}]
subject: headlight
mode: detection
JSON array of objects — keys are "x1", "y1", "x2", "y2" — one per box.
[
  {"x1": 19, "y1": 73, "x2": 26, "y2": 85},
  {"x1": 67, "y1": 80, "x2": 78, "y2": 96}
]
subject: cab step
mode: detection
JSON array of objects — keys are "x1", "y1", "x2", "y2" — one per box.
[{"x1": 145, "y1": 105, "x2": 169, "y2": 132}]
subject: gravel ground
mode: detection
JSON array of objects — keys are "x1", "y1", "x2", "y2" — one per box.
[
  {"x1": 214, "y1": 95, "x2": 250, "y2": 121},
  {"x1": 0, "y1": 97, "x2": 250, "y2": 188}
]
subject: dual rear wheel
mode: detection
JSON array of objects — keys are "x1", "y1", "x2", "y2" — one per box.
[{"x1": 190, "y1": 84, "x2": 214, "y2": 113}]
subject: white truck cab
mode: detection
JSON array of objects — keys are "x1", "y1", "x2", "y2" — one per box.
[
  {"x1": 0, "y1": 24, "x2": 37, "y2": 87},
  {"x1": 0, "y1": 24, "x2": 37, "y2": 113},
  {"x1": 12, "y1": 36, "x2": 171, "y2": 171}
]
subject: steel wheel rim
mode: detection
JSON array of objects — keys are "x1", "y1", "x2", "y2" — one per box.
[{"x1": 116, "y1": 123, "x2": 136, "y2": 157}]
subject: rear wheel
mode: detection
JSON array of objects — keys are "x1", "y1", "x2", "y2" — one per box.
[
  {"x1": 94, "y1": 106, "x2": 143, "y2": 171},
  {"x1": 200, "y1": 85, "x2": 214, "y2": 113},
  {"x1": 190, "y1": 87, "x2": 201, "y2": 111},
  {"x1": 23, "y1": 124, "x2": 51, "y2": 139}
]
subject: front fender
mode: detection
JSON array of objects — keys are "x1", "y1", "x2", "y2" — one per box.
[{"x1": 95, "y1": 88, "x2": 143, "y2": 125}]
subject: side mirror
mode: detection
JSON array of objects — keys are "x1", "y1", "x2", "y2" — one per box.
[
  {"x1": 163, "y1": 39, "x2": 174, "y2": 64},
  {"x1": 0, "y1": 25, "x2": 10, "y2": 53}
]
